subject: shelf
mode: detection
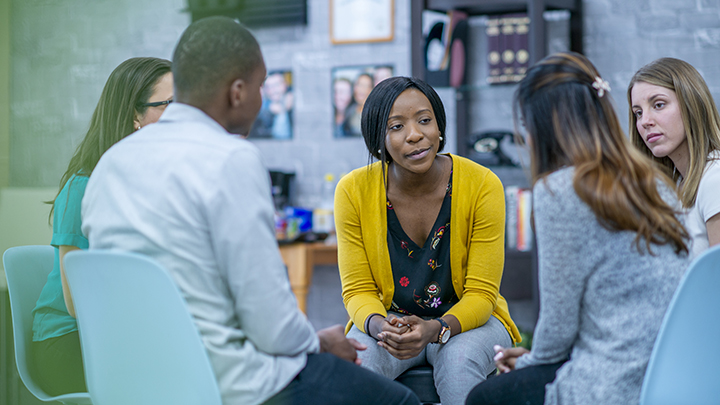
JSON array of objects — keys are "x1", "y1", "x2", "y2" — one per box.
[
  {"x1": 426, "y1": 0, "x2": 579, "y2": 15},
  {"x1": 433, "y1": 82, "x2": 520, "y2": 93},
  {"x1": 506, "y1": 249, "x2": 533, "y2": 257},
  {"x1": 505, "y1": 298, "x2": 538, "y2": 333},
  {"x1": 411, "y1": 0, "x2": 582, "y2": 76},
  {"x1": 410, "y1": 0, "x2": 580, "y2": 331},
  {"x1": 501, "y1": 248, "x2": 534, "y2": 299}
]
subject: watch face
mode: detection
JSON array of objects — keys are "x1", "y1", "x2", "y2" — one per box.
[{"x1": 440, "y1": 328, "x2": 450, "y2": 344}]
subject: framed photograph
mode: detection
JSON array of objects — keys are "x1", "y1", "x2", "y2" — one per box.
[
  {"x1": 330, "y1": 0, "x2": 394, "y2": 44},
  {"x1": 332, "y1": 65, "x2": 394, "y2": 138},
  {"x1": 249, "y1": 70, "x2": 294, "y2": 140}
]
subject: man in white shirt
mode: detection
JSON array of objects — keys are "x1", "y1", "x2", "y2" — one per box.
[{"x1": 82, "y1": 16, "x2": 418, "y2": 405}]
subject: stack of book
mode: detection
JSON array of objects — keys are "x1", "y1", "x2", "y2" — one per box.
[
  {"x1": 505, "y1": 186, "x2": 533, "y2": 251},
  {"x1": 486, "y1": 13, "x2": 531, "y2": 84}
]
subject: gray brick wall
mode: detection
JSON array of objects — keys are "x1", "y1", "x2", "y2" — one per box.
[
  {"x1": 248, "y1": 0, "x2": 412, "y2": 207},
  {"x1": 585, "y1": 0, "x2": 720, "y2": 134},
  {"x1": 8, "y1": 0, "x2": 412, "y2": 206},
  {"x1": 8, "y1": 0, "x2": 720, "y2": 204},
  {"x1": 9, "y1": 0, "x2": 188, "y2": 187}
]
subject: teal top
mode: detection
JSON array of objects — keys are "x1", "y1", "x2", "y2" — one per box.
[{"x1": 32, "y1": 174, "x2": 89, "y2": 341}]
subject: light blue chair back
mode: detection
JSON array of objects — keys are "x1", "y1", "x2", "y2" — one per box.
[
  {"x1": 64, "y1": 250, "x2": 222, "y2": 405},
  {"x1": 639, "y1": 244, "x2": 720, "y2": 405},
  {"x1": 3, "y1": 245, "x2": 92, "y2": 404}
]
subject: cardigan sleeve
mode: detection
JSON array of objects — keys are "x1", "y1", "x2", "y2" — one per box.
[
  {"x1": 445, "y1": 167, "x2": 507, "y2": 332},
  {"x1": 335, "y1": 173, "x2": 387, "y2": 333}
]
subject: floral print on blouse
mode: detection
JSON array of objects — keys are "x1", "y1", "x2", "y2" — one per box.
[{"x1": 387, "y1": 171, "x2": 458, "y2": 318}]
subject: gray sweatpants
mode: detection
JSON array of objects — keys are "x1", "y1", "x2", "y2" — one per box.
[{"x1": 347, "y1": 313, "x2": 512, "y2": 405}]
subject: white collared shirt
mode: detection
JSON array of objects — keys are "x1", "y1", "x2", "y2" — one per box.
[{"x1": 82, "y1": 103, "x2": 319, "y2": 405}]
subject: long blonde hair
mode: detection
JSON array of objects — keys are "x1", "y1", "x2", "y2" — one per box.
[
  {"x1": 516, "y1": 52, "x2": 687, "y2": 254},
  {"x1": 627, "y1": 57, "x2": 720, "y2": 208}
]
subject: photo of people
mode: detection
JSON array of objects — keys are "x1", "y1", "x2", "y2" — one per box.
[
  {"x1": 249, "y1": 70, "x2": 294, "y2": 139},
  {"x1": 332, "y1": 65, "x2": 394, "y2": 138}
]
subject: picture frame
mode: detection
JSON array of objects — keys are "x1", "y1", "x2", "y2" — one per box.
[
  {"x1": 330, "y1": 0, "x2": 394, "y2": 44},
  {"x1": 332, "y1": 64, "x2": 394, "y2": 138},
  {"x1": 248, "y1": 70, "x2": 294, "y2": 140}
]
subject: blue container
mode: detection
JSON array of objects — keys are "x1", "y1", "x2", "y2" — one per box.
[{"x1": 284, "y1": 207, "x2": 313, "y2": 233}]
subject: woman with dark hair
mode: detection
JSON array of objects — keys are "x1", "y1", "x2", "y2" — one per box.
[
  {"x1": 344, "y1": 73, "x2": 374, "y2": 136},
  {"x1": 333, "y1": 77, "x2": 354, "y2": 137},
  {"x1": 628, "y1": 57, "x2": 720, "y2": 258},
  {"x1": 466, "y1": 52, "x2": 689, "y2": 405},
  {"x1": 335, "y1": 76, "x2": 520, "y2": 405},
  {"x1": 31, "y1": 57, "x2": 172, "y2": 395}
]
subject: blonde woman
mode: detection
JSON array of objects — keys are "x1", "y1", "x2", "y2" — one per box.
[{"x1": 629, "y1": 57, "x2": 720, "y2": 258}]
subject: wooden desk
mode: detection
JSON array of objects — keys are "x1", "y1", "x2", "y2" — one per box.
[{"x1": 279, "y1": 242, "x2": 338, "y2": 313}]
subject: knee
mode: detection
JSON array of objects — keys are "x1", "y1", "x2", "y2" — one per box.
[{"x1": 437, "y1": 342, "x2": 494, "y2": 373}]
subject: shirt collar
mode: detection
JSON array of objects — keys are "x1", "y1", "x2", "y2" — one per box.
[{"x1": 159, "y1": 102, "x2": 229, "y2": 135}]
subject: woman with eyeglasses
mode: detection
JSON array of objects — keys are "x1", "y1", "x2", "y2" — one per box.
[{"x1": 30, "y1": 57, "x2": 172, "y2": 396}]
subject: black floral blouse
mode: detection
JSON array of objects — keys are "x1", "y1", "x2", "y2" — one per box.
[{"x1": 387, "y1": 172, "x2": 458, "y2": 318}]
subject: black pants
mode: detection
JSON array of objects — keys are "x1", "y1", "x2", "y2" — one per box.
[
  {"x1": 263, "y1": 352, "x2": 419, "y2": 405},
  {"x1": 31, "y1": 331, "x2": 87, "y2": 396},
  {"x1": 465, "y1": 361, "x2": 566, "y2": 405}
]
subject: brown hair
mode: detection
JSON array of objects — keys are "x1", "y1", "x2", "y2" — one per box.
[
  {"x1": 515, "y1": 52, "x2": 687, "y2": 254},
  {"x1": 627, "y1": 57, "x2": 720, "y2": 207},
  {"x1": 49, "y1": 57, "x2": 171, "y2": 221}
]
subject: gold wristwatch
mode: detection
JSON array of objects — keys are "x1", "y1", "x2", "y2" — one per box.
[{"x1": 436, "y1": 318, "x2": 451, "y2": 344}]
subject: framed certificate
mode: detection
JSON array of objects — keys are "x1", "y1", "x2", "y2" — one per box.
[{"x1": 330, "y1": 0, "x2": 394, "y2": 44}]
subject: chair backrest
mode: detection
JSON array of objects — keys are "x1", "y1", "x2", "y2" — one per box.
[
  {"x1": 639, "y1": 244, "x2": 720, "y2": 405},
  {"x1": 63, "y1": 250, "x2": 222, "y2": 405},
  {"x1": 3, "y1": 245, "x2": 92, "y2": 404}
]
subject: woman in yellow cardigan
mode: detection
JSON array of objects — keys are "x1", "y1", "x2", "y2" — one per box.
[{"x1": 335, "y1": 76, "x2": 520, "y2": 405}]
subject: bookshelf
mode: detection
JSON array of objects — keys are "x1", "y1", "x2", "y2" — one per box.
[
  {"x1": 411, "y1": 0, "x2": 582, "y2": 157},
  {"x1": 411, "y1": 0, "x2": 583, "y2": 331}
]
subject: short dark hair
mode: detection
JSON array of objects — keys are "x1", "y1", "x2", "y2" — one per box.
[
  {"x1": 172, "y1": 16, "x2": 263, "y2": 104},
  {"x1": 360, "y1": 76, "x2": 446, "y2": 163}
]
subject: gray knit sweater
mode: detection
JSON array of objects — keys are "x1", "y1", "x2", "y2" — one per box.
[{"x1": 515, "y1": 167, "x2": 690, "y2": 405}]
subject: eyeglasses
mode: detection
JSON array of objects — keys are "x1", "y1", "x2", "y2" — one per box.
[{"x1": 139, "y1": 99, "x2": 173, "y2": 108}]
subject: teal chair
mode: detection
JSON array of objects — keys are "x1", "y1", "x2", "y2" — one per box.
[
  {"x1": 3, "y1": 245, "x2": 93, "y2": 404},
  {"x1": 639, "y1": 244, "x2": 720, "y2": 405},
  {"x1": 64, "y1": 250, "x2": 222, "y2": 405}
]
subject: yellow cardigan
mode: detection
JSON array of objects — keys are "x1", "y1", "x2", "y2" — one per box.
[{"x1": 335, "y1": 154, "x2": 521, "y2": 343}]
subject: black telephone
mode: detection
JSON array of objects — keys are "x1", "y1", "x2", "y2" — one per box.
[{"x1": 467, "y1": 130, "x2": 526, "y2": 167}]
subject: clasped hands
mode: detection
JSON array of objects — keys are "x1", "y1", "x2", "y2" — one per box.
[
  {"x1": 369, "y1": 314, "x2": 442, "y2": 360},
  {"x1": 492, "y1": 344, "x2": 530, "y2": 374}
]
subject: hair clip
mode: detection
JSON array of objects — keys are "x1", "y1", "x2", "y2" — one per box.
[{"x1": 592, "y1": 76, "x2": 611, "y2": 98}]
